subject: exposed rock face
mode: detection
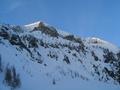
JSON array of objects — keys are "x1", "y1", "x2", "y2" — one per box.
[{"x1": 33, "y1": 22, "x2": 59, "y2": 37}]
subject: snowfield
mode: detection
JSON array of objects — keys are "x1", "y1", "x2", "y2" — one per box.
[{"x1": 0, "y1": 21, "x2": 120, "y2": 90}]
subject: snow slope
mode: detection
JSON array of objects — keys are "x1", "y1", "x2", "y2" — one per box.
[{"x1": 0, "y1": 21, "x2": 120, "y2": 90}]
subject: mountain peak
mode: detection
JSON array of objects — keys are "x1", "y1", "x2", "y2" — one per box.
[
  {"x1": 25, "y1": 21, "x2": 41, "y2": 26},
  {"x1": 84, "y1": 37, "x2": 119, "y2": 52},
  {"x1": 24, "y1": 21, "x2": 47, "y2": 30}
]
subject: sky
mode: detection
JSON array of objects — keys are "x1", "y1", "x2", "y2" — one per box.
[{"x1": 0, "y1": 0, "x2": 120, "y2": 47}]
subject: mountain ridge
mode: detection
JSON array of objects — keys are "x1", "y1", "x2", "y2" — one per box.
[{"x1": 0, "y1": 21, "x2": 120, "y2": 90}]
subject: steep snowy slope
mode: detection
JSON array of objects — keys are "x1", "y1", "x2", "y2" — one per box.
[{"x1": 0, "y1": 21, "x2": 120, "y2": 90}]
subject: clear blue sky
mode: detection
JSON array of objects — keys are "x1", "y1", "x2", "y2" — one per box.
[{"x1": 0, "y1": 0, "x2": 120, "y2": 46}]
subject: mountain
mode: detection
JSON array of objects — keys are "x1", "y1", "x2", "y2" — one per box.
[{"x1": 0, "y1": 21, "x2": 120, "y2": 90}]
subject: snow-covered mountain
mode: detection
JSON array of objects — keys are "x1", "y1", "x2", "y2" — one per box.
[{"x1": 0, "y1": 21, "x2": 120, "y2": 90}]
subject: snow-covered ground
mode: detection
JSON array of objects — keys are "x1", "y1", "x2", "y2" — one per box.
[{"x1": 0, "y1": 21, "x2": 120, "y2": 90}]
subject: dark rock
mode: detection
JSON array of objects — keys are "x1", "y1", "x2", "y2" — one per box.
[
  {"x1": 91, "y1": 51, "x2": 99, "y2": 61},
  {"x1": 33, "y1": 22, "x2": 59, "y2": 37},
  {"x1": 63, "y1": 55, "x2": 70, "y2": 64}
]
